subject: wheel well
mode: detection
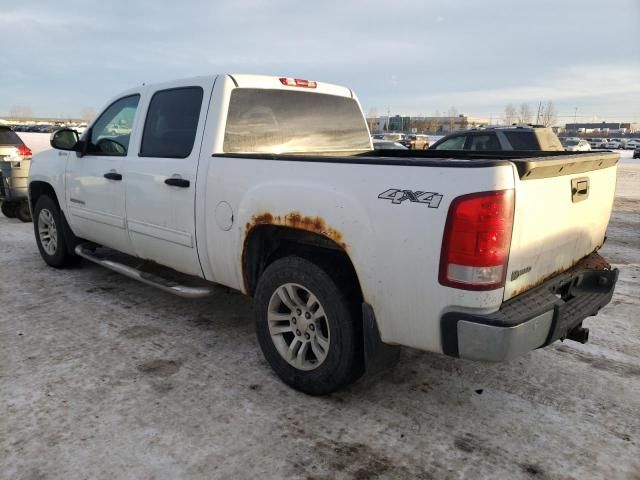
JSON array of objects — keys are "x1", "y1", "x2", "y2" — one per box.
[
  {"x1": 29, "y1": 181, "x2": 58, "y2": 211},
  {"x1": 243, "y1": 225, "x2": 363, "y2": 302}
]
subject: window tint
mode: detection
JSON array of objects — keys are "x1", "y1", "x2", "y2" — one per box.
[
  {"x1": 434, "y1": 135, "x2": 466, "y2": 150},
  {"x1": 223, "y1": 89, "x2": 371, "y2": 154},
  {"x1": 0, "y1": 127, "x2": 23, "y2": 146},
  {"x1": 140, "y1": 87, "x2": 204, "y2": 158},
  {"x1": 88, "y1": 95, "x2": 140, "y2": 156},
  {"x1": 503, "y1": 131, "x2": 539, "y2": 150},
  {"x1": 468, "y1": 134, "x2": 501, "y2": 151}
]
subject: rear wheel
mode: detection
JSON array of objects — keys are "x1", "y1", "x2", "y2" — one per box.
[
  {"x1": 15, "y1": 201, "x2": 32, "y2": 222},
  {"x1": 254, "y1": 256, "x2": 360, "y2": 395},
  {"x1": 1, "y1": 201, "x2": 18, "y2": 218},
  {"x1": 33, "y1": 195, "x2": 81, "y2": 268}
]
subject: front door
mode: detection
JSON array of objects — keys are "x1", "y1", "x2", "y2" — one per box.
[
  {"x1": 124, "y1": 81, "x2": 212, "y2": 276},
  {"x1": 65, "y1": 94, "x2": 141, "y2": 255}
]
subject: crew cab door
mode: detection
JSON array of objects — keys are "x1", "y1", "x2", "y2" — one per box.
[
  {"x1": 65, "y1": 94, "x2": 141, "y2": 255},
  {"x1": 124, "y1": 81, "x2": 213, "y2": 276}
]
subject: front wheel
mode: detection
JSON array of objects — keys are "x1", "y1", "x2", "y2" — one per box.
[
  {"x1": 254, "y1": 256, "x2": 361, "y2": 395},
  {"x1": 33, "y1": 195, "x2": 81, "y2": 268}
]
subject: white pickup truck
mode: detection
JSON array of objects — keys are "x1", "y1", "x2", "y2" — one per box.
[{"x1": 28, "y1": 74, "x2": 619, "y2": 394}]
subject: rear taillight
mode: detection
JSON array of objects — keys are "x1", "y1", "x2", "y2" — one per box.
[
  {"x1": 17, "y1": 144, "x2": 32, "y2": 158},
  {"x1": 279, "y1": 77, "x2": 318, "y2": 88},
  {"x1": 439, "y1": 189, "x2": 515, "y2": 290}
]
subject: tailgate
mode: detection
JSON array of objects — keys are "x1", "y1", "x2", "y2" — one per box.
[{"x1": 504, "y1": 152, "x2": 619, "y2": 300}]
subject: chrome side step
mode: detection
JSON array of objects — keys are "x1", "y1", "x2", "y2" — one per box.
[{"x1": 74, "y1": 244, "x2": 212, "y2": 299}]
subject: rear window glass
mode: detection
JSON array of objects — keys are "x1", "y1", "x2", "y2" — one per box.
[
  {"x1": 0, "y1": 128, "x2": 23, "y2": 146},
  {"x1": 223, "y1": 89, "x2": 371, "y2": 154},
  {"x1": 140, "y1": 87, "x2": 204, "y2": 158},
  {"x1": 503, "y1": 131, "x2": 539, "y2": 150}
]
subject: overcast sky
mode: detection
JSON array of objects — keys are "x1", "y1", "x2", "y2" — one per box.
[{"x1": 2, "y1": 0, "x2": 639, "y2": 123}]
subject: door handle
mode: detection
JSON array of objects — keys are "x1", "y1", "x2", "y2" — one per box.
[
  {"x1": 104, "y1": 172, "x2": 122, "y2": 181},
  {"x1": 164, "y1": 177, "x2": 190, "y2": 188}
]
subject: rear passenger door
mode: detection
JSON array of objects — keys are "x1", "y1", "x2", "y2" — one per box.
[{"x1": 124, "y1": 81, "x2": 213, "y2": 276}]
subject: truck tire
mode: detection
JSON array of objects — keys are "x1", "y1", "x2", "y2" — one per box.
[
  {"x1": 254, "y1": 256, "x2": 359, "y2": 395},
  {"x1": 1, "y1": 201, "x2": 18, "y2": 218},
  {"x1": 33, "y1": 195, "x2": 81, "y2": 268},
  {"x1": 15, "y1": 201, "x2": 32, "y2": 223}
]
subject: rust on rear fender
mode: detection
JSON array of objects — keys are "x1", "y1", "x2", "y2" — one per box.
[
  {"x1": 241, "y1": 211, "x2": 348, "y2": 294},
  {"x1": 245, "y1": 211, "x2": 347, "y2": 250}
]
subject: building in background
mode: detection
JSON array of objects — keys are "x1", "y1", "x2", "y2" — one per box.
[
  {"x1": 564, "y1": 122, "x2": 640, "y2": 134},
  {"x1": 368, "y1": 114, "x2": 490, "y2": 134}
]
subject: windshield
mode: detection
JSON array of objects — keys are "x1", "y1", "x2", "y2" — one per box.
[
  {"x1": 566, "y1": 140, "x2": 579, "y2": 146},
  {"x1": 223, "y1": 89, "x2": 371, "y2": 154}
]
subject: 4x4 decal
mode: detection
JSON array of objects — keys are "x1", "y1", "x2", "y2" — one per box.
[{"x1": 378, "y1": 189, "x2": 443, "y2": 208}]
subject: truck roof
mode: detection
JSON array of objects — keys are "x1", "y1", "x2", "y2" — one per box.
[{"x1": 116, "y1": 74, "x2": 354, "y2": 99}]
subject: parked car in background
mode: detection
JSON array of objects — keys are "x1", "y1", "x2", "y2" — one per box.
[
  {"x1": 402, "y1": 134, "x2": 429, "y2": 150},
  {"x1": 0, "y1": 125, "x2": 33, "y2": 221},
  {"x1": 372, "y1": 140, "x2": 408, "y2": 150},
  {"x1": 564, "y1": 139, "x2": 592, "y2": 152},
  {"x1": 429, "y1": 126, "x2": 563, "y2": 151},
  {"x1": 605, "y1": 139, "x2": 623, "y2": 149},
  {"x1": 633, "y1": 147, "x2": 640, "y2": 159},
  {"x1": 624, "y1": 139, "x2": 640, "y2": 150},
  {"x1": 587, "y1": 138, "x2": 608, "y2": 149},
  {"x1": 373, "y1": 133, "x2": 407, "y2": 143}
]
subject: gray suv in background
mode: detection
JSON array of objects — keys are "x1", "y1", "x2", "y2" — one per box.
[{"x1": 429, "y1": 126, "x2": 564, "y2": 151}]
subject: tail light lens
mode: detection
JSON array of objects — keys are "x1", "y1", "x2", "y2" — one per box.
[
  {"x1": 17, "y1": 144, "x2": 32, "y2": 158},
  {"x1": 439, "y1": 189, "x2": 515, "y2": 290}
]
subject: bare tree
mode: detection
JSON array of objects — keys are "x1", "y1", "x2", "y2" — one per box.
[
  {"x1": 540, "y1": 100, "x2": 557, "y2": 127},
  {"x1": 80, "y1": 107, "x2": 97, "y2": 122},
  {"x1": 426, "y1": 111, "x2": 439, "y2": 133},
  {"x1": 9, "y1": 105, "x2": 33, "y2": 118},
  {"x1": 504, "y1": 104, "x2": 516, "y2": 125},
  {"x1": 518, "y1": 103, "x2": 532, "y2": 124},
  {"x1": 447, "y1": 106, "x2": 458, "y2": 132}
]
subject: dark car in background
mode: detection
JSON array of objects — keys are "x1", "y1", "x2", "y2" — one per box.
[{"x1": 429, "y1": 125, "x2": 564, "y2": 151}]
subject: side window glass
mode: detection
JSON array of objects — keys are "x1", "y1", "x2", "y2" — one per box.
[
  {"x1": 434, "y1": 135, "x2": 466, "y2": 150},
  {"x1": 469, "y1": 134, "x2": 500, "y2": 151},
  {"x1": 88, "y1": 95, "x2": 140, "y2": 156},
  {"x1": 503, "y1": 131, "x2": 539, "y2": 150},
  {"x1": 140, "y1": 87, "x2": 204, "y2": 158}
]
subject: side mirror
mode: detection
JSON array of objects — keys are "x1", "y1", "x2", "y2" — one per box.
[{"x1": 50, "y1": 128, "x2": 80, "y2": 151}]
